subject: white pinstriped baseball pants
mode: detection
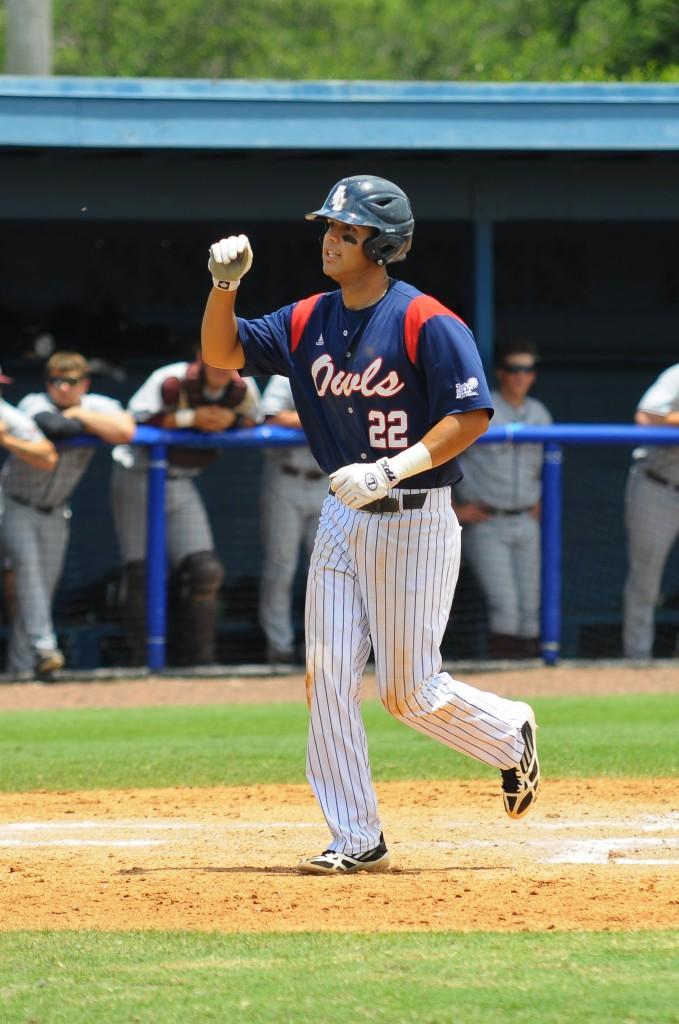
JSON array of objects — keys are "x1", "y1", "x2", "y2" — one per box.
[{"x1": 305, "y1": 487, "x2": 532, "y2": 854}]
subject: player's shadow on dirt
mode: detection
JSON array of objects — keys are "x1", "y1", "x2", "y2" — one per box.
[{"x1": 117, "y1": 865, "x2": 506, "y2": 876}]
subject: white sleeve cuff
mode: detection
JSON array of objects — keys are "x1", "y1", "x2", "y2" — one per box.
[{"x1": 385, "y1": 441, "x2": 432, "y2": 482}]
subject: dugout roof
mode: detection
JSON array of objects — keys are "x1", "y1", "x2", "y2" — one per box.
[
  {"x1": 1, "y1": 78, "x2": 678, "y2": 151},
  {"x1": 1, "y1": 78, "x2": 678, "y2": 368}
]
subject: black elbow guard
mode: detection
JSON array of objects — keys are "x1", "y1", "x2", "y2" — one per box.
[{"x1": 34, "y1": 411, "x2": 85, "y2": 439}]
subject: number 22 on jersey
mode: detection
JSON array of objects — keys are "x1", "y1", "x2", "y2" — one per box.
[{"x1": 368, "y1": 410, "x2": 409, "y2": 448}]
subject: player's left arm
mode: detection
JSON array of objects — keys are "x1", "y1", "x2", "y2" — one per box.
[{"x1": 418, "y1": 409, "x2": 491, "y2": 466}]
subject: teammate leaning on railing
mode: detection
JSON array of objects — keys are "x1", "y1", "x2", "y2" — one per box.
[
  {"x1": 0, "y1": 352, "x2": 134, "y2": 681},
  {"x1": 111, "y1": 350, "x2": 261, "y2": 668},
  {"x1": 623, "y1": 362, "x2": 679, "y2": 659}
]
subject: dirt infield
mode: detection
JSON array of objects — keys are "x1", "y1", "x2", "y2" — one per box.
[
  {"x1": 1, "y1": 780, "x2": 677, "y2": 933},
  {"x1": 1, "y1": 663, "x2": 678, "y2": 711},
  {"x1": 1, "y1": 665, "x2": 678, "y2": 933}
]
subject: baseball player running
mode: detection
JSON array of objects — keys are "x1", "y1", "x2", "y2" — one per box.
[{"x1": 201, "y1": 174, "x2": 540, "y2": 874}]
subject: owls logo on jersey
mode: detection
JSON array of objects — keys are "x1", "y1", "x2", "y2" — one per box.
[
  {"x1": 330, "y1": 185, "x2": 347, "y2": 212},
  {"x1": 311, "y1": 354, "x2": 405, "y2": 398}
]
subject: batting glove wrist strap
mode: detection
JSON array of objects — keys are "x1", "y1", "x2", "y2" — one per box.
[{"x1": 212, "y1": 277, "x2": 240, "y2": 292}]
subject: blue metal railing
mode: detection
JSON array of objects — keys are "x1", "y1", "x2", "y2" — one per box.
[
  {"x1": 66, "y1": 422, "x2": 679, "y2": 667},
  {"x1": 134, "y1": 424, "x2": 308, "y2": 670}
]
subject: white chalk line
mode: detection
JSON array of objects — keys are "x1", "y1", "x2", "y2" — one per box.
[
  {"x1": 0, "y1": 820, "x2": 319, "y2": 831},
  {"x1": 1, "y1": 821, "x2": 204, "y2": 831},
  {"x1": 0, "y1": 816, "x2": 678, "y2": 865},
  {"x1": 0, "y1": 839, "x2": 162, "y2": 849},
  {"x1": 0, "y1": 819, "x2": 321, "y2": 849}
]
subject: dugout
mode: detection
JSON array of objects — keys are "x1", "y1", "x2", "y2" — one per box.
[{"x1": 1, "y1": 79, "x2": 678, "y2": 667}]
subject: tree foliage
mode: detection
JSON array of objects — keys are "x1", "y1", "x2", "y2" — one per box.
[{"x1": 1, "y1": 0, "x2": 678, "y2": 80}]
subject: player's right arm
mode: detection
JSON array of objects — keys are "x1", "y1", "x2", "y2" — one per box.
[
  {"x1": 635, "y1": 409, "x2": 679, "y2": 427},
  {"x1": 634, "y1": 365, "x2": 679, "y2": 426},
  {"x1": 0, "y1": 414, "x2": 57, "y2": 471},
  {"x1": 201, "y1": 235, "x2": 253, "y2": 370}
]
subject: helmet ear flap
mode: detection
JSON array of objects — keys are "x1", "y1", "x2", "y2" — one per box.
[
  {"x1": 363, "y1": 226, "x2": 384, "y2": 265},
  {"x1": 364, "y1": 231, "x2": 411, "y2": 265},
  {"x1": 306, "y1": 175, "x2": 414, "y2": 264}
]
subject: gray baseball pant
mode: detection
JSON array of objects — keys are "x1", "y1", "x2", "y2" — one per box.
[
  {"x1": 258, "y1": 464, "x2": 326, "y2": 656},
  {"x1": 460, "y1": 513, "x2": 541, "y2": 638},
  {"x1": 623, "y1": 464, "x2": 679, "y2": 658},
  {"x1": 1, "y1": 495, "x2": 69, "y2": 673},
  {"x1": 111, "y1": 464, "x2": 214, "y2": 566}
]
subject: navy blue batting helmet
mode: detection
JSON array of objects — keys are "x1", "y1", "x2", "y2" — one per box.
[{"x1": 306, "y1": 174, "x2": 414, "y2": 265}]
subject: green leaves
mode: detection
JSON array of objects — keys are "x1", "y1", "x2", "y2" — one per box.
[{"x1": 0, "y1": 0, "x2": 658, "y2": 81}]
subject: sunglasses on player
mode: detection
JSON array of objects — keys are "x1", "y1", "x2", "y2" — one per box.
[
  {"x1": 47, "y1": 375, "x2": 86, "y2": 387},
  {"x1": 501, "y1": 364, "x2": 536, "y2": 374}
]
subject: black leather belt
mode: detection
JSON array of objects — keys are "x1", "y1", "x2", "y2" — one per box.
[
  {"x1": 645, "y1": 468, "x2": 679, "y2": 492},
  {"x1": 8, "y1": 493, "x2": 58, "y2": 514},
  {"x1": 281, "y1": 465, "x2": 324, "y2": 481},
  {"x1": 361, "y1": 493, "x2": 428, "y2": 514},
  {"x1": 483, "y1": 506, "x2": 533, "y2": 516}
]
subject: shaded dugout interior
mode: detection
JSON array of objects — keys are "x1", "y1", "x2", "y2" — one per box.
[{"x1": 1, "y1": 81, "x2": 678, "y2": 664}]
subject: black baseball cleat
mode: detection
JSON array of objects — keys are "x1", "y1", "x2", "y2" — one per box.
[
  {"x1": 501, "y1": 706, "x2": 540, "y2": 820},
  {"x1": 298, "y1": 833, "x2": 391, "y2": 875}
]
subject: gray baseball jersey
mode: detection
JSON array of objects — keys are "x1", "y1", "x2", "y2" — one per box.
[
  {"x1": 455, "y1": 391, "x2": 552, "y2": 510},
  {"x1": 631, "y1": 363, "x2": 679, "y2": 485},
  {"x1": 259, "y1": 374, "x2": 324, "y2": 476},
  {"x1": 5, "y1": 391, "x2": 124, "y2": 507},
  {"x1": 0, "y1": 398, "x2": 47, "y2": 444},
  {"x1": 0, "y1": 398, "x2": 47, "y2": 523}
]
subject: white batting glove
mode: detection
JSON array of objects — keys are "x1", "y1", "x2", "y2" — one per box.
[
  {"x1": 329, "y1": 457, "x2": 399, "y2": 509},
  {"x1": 208, "y1": 235, "x2": 253, "y2": 291}
]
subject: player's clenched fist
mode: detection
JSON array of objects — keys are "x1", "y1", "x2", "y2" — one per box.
[
  {"x1": 208, "y1": 235, "x2": 253, "y2": 291},
  {"x1": 329, "y1": 458, "x2": 398, "y2": 509}
]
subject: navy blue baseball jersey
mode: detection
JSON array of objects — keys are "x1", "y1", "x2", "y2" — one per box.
[{"x1": 238, "y1": 279, "x2": 493, "y2": 488}]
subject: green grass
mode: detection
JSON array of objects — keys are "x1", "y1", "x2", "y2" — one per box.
[
  {"x1": 1, "y1": 697, "x2": 677, "y2": 1023},
  {"x1": 0, "y1": 693, "x2": 677, "y2": 792},
  {"x1": 0, "y1": 930, "x2": 678, "y2": 1024}
]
